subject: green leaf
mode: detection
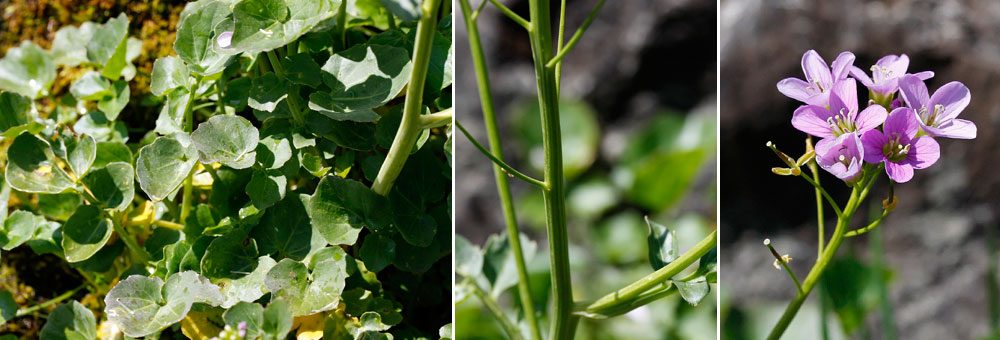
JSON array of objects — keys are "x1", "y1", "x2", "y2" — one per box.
[
  {"x1": 223, "y1": 302, "x2": 264, "y2": 340},
  {"x1": 673, "y1": 278, "x2": 710, "y2": 306},
  {"x1": 422, "y1": 30, "x2": 453, "y2": 102},
  {"x1": 694, "y1": 247, "x2": 717, "y2": 277},
  {"x1": 5, "y1": 133, "x2": 75, "y2": 194},
  {"x1": 39, "y1": 301, "x2": 97, "y2": 340},
  {"x1": 390, "y1": 188, "x2": 436, "y2": 247},
  {"x1": 65, "y1": 134, "x2": 97, "y2": 178},
  {"x1": 0, "y1": 291, "x2": 16, "y2": 324},
  {"x1": 229, "y1": 0, "x2": 341, "y2": 54},
  {"x1": 70, "y1": 71, "x2": 111, "y2": 101},
  {"x1": 248, "y1": 73, "x2": 288, "y2": 112},
  {"x1": 246, "y1": 169, "x2": 286, "y2": 210},
  {"x1": 61, "y1": 205, "x2": 113, "y2": 262},
  {"x1": 2, "y1": 210, "x2": 45, "y2": 251},
  {"x1": 174, "y1": 0, "x2": 233, "y2": 75},
  {"x1": 25, "y1": 220, "x2": 63, "y2": 256},
  {"x1": 104, "y1": 271, "x2": 224, "y2": 338},
  {"x1": 252, "y1": 193, "x2": 323, "y2": 262},
  {"x1": 308, "y1": 176, "x2": 391, "y2": 245},
  {"x1": 201, "y1": 229, "x2": 260, "y2": 279},
  {"x1": 260, "y1": 299, "x2": 292, "y2": 340},
  {"x1": 305, "y1": 112, "x2": 376, "y2": 151},
  {"x1": 154, "y1": 87, "x2": 191, "y2": 135},
  {"x1": 222, "y1": 77, "x2": 252, "y2": 111},
  {"x1": 482, "y1": 233, "x2": 536, "y2": 297},
  {"x1": 379, "y1": 0, "x2": 421, "y2": 21},
  {"x1": 454, "y1": 235, "x2": 482, "y2": 278},
  {"x1": 0, "y1": 92, "x2": 34, "y2": 135},
  {"x1": 81, "y1": 162, "x2": 134, "y2": 211},
  {"x1": 220, "y1": 256, "x2": 277, "y2": 308},
  {"x1": 51, "y1": 22, "x2": 98, "y2": 66},
  {"x1": 87, "y1": 14, "x2": 130, "y2": 80},
  {"x1": 440, "y1": 323, "x2": 453, "y2": 340},
  {"x1": 359, "y1": 233, "x2": 394, "y2": 273},
  {"x1": 0, "y1": 41, "x2": 56, "y2": 98},
  {"x1": 646, "y1": 216, "x2": 677, "y2": 271},
  {"x1": 192, "y1": 115, "x2": 259, "y2": 169},
  {"x1": 150, "y1": 56, "x2": 191, "y2": 96},
  {"x1": 97, "y1": 80, "x2": 130, "y2": 120},
  {"x1": 282, "y1": 53, "x2": 322, "y2": 88},
  {"x1": 310, "y1": 44, "x2": 412, "y2": 121},
  {"x1": 74, "y1": 112, "x2": 128, "y2": 143},
  {"x1": 136, "y1": 136, "x2": 199, "y2": 201},
  {"x1": 256, "y1": 134, "x2": 293, "y2": 170},
  {"x1": 93, "y1": 141, "x2": 133, "y2": 168},
  {"x1": 265, "y1": 247, "x2": 349, "y2": 316},
  {"x1": 37, "y1": 193, "x2": 81, "y2": 220}
]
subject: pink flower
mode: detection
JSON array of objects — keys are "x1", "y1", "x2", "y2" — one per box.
[
  {"x1": 861, "y1": 108, "x2": 940, "y2": 183},
  {"x1": 777, "y1": 50, "x2": 856, "y2": 107}
]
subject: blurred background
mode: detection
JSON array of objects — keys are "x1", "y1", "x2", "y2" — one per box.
[
  {"x1": 455, "y1": 0, "x2": 717, "y2": 338},
  {"x1": 721, "y1": 0, "x2": 1000, "y2": 339}
]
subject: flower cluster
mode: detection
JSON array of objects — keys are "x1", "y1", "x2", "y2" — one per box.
[{"x1": 777, "y1": 50, "x2": 977, "y2": 183}]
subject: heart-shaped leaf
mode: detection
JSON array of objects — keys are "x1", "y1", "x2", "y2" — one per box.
[
  {"x1": 136, "y1": 136, "x2": 199, "y2": 201},
  {"x1": 81, "y1": 162, "x2": 135, "y2": 211},
  {"x1": 251, "y1": 194, "x2": 317, "y2": 260},
  {"x1": 39, "y1": 301, "x2": 97, "y2": 340},
  {"x1": 150, "y1": 56, "x2": 191, "y2": 96},
  {"x1": 174, "y1": 0, "x2": 233, "y2": 75},
  {"x1": 308, "y1": 176, "x2": 391, "y2": 246},
  {"x1": 61, "y1": 205, "x2": 113, "y2": 262},
  {"x1": 104, "y1": 271, "x2": 223, "y2": 338},
  {"x1": 646, "y1": 216, "x2": 677, "y2": 270},
  {"x1": 191, "y1": 115, "x2": 259, "y2": 169},
  {"x1": 0, "y1": 41, "x2": 56, "y2": 99},
  {"x1": 229, "y1": 0, "x2": 340, "y2": 55},
  {"x1": 5, "y1": 133, "x2": 75, "y2": 194}
]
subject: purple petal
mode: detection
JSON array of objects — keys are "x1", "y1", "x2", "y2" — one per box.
[
  {"x1": 912, "y1": 71, "x2": 934, "y2": 80},
  {"x1": 860, "y1": 129, "x2": 887, "y2": 164},
  {"x1": 831, "y1": 51, "x2": 856, "y2": 80},
  {"x1": 898, "y1": 74, "x2": 930, "y2": 109},
  {"x1": 928, "y1": 81, "x2": 970, "y2": 122},
  {"x1": 791, "y1": 105, "x2": 835, "y2": 138},
  {"x1": 923, "y1": 118, "x2": 977, "y2": 139},
  {"x1": 854, "y1": 105, "x2": 887, "y2": 133},
  {"x1": 884, "y1": 107, "x2": 919, "y2": 139},
  {"x1": 814, "y1": 137, "x2": 837, "y2": 164},
  {"x1": 908, "y1": 136, "x2": 939, "y2": 170},
  {"x1": 777, "y1": 78, "x2": 813, "y2": 103},
  {"x1": 803, "y1": 91, "x2": 832, "y2": 107},
  {"x1": 830, "y1": 79, "x2": 858, "y2": 116},
  {"x1": 849, "y1": 66, "x2": 874, "y2": 88},
  {"x1": 885, "y1": 161, "x2": 914, "y2": 183},
  {"x1": 880, "y1": 54, "x2": 909, "y2": 77},
  {"x1": 801, "y1": 50, "x2": 832, "y2": 89}
]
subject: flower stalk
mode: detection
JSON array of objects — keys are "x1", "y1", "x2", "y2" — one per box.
[{"x1": 371, "y1": 0, "x2": 441, "y2": 196}]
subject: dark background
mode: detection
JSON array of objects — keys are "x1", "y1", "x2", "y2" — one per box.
[{"x1": 721, "y1": 0, "x2": 1000, "y2": 339}]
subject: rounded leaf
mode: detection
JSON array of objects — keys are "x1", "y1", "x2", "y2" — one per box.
[
  {"x1": 191, "y1": 115, "x2": 260, "y2": 169},
  {"x1": 61, "y1": 205, "x2": 113, "y2": 262},
  {"x1": 5, "y1": 133, "x2": 75, "y2": 194},
  {"x1": 136, "y1": 136, "x2": 199, "y2": 201}
]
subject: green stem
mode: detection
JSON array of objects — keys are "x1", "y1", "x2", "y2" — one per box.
[
  {"x1": 584, "y1": 230, "x2": 717, "y2": 316},
  {"x1": 487, "y1": 0, "x2": 530, "y2": 29},
  {"x1": 799, "y1": 173, "x2": 842, "y2": 217},
  {"x1": 111, "y1": 211, "x2": 150, "y2": 264},
  {"x1": 419, "y1": 107, "x2": 453, "y2": 129},
  {"x1": 15, "y1": 284, "x2": 86, "y2": 317},
  {"x1": 455, "y1": 120, "x2": 546, "y2": 189},
  {"x1": 458, "y1": 2, "x2": 542, "y2": 338},
  {"x1": 870, "y1": 202, "x2": 896, "y2": 340},
  {"x1": 370, "y1": 0, "x2": 440, "y2": 196},
  {"x1": 525, "y1": 0, "x2": 577, "y2": 336},
  {"x1": 765, "y1": 239, "x2": 803, "y2": 294},
  {"x1": 844, "y1": 209, "x2": 888, "y2": 237},
  {"x1": 554, "y1": 0, "x2": 567, "y2": 93},
  {"x1": 179, "y1": 78, "x2": 201, "y2": 223},
  {"x1": 545, "y1": 0, "x2": 607, "y2": 68},
  {"x1": 470, "y1": 281, "x2": 526, "y2": 340},
  {"x1": 578, "y1": 284, "x2": 678, "y2": 319},
  {"x1": 766, "y1": 178, "x2": 874, "y2": 340},
  {"x1": 337, "y1": 0, "x2": 348, "y2": 50}
]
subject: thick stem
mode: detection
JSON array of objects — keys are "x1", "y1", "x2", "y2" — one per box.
[
  {"x1": 458, "y1": 1, "x2": 542, "y2": 338},
  {"x1": 371, "y1": 0, "x2": 440, "y2": 196},
  {"x1": 766, "y1": 182, "x2": 869, "y2": 340},
  {"x1": 525, "y1": 0, "x2": 575, "y2": 336}
]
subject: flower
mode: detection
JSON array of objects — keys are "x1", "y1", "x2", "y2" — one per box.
[
  {"x1": 791, "y1": 78, "x2": 887, "y2": 139},
  {"x1": 897, "y1": 74, "x2": 977, "y2": 139},
  {"x1": 849, "y1": 54, "x2": 933, "y2": 98},
  {"x1": 815, "y1": 132, "x2": 865, "y2": 182},
  {"x1": 777, "y1": 50, "x2": 856, "y2": 106},
  {"x1": 861, "y1": 107, "x2": 940, "y2": 183}
]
